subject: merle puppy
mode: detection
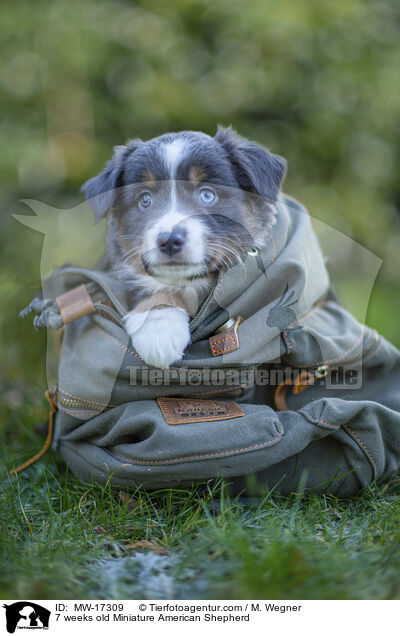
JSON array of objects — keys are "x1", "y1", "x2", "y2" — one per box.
[{"x1": 82, "y1": 127, "x2": 286, "y2": 368}]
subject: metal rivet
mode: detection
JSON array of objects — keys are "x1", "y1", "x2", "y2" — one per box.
[{"x1": 314, "y1": 365, "x2": 329, "y2": 379}]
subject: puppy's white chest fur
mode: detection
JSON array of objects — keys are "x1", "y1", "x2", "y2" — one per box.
[
  {"x1": 124, "y1": 307, "x2": 191, "y2": 369},
  {"x1": 123, "y1": 278, "x2": 213, "y2": 368}
]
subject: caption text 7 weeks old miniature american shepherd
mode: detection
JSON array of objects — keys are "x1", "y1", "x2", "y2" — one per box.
[{"x1": 82, "y1": 127, "x2": 286, "y2": 369}]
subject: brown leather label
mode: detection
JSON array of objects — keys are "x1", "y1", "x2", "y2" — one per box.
[
  {"x1": 56, "y1": 284, "x2": 95, "y2": 324},
  {"x1": 209, "y1": 316, "x2": 243, "y2": 356},
  {"x1": 157, "y1": 397, "x2": 244, "y2": 425}
]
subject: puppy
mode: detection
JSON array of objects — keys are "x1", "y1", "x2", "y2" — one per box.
[{"x1": 82, "y1": 127, "x2": 286, "y2": 368}]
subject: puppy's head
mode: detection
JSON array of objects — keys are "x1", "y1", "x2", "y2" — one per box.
[{"x1": 82, "y1": 127, "x2": 286, "y2": 287}]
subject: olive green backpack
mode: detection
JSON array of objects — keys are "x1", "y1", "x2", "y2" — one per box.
[{"x1": 13, "y1": 195, "x2": 400, "y2": 497}]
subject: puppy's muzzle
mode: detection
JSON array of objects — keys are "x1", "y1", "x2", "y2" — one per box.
[{"x1": 157, "y1": 228, "x2": 187, "y2": 256}]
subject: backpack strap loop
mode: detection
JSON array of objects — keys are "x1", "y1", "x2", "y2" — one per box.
[
  {"x1": 55, "y1": 284, "x2": 95, "y2": 324},
  {"x1": 209, "y1": 316, "x2": 243, "y2": 356}
]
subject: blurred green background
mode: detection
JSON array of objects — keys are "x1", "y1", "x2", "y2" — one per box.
[{"x1": 1, "y1": 0, "x2": 399, "y2": 406}]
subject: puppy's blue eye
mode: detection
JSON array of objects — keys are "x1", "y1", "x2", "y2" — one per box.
[
  {"x1": 138, "y1": 192, "x2": 152, "y2": 209},
  {"x1": 199, "y1": 187, "x2": 216, "y2": 205}
]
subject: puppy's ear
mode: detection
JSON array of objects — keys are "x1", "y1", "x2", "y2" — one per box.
[
  {"x1": 215, "y1": 126, "x2": 286, "y2": 202},
  {"x1": 81, "y1": 141, "x2": 139, "y2": 222}
]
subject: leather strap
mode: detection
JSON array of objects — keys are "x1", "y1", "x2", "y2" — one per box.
[
  {"x1": 55, "y1": 284, "x2": 95, "y2": 324},
  {"x1": 274, "y1": 370, "x2": 316, "y2": 411},
  {"x1": 9, "y1": 389, "x2": 57, "y2": 475},
  {"x1": 209, "y1": 316, "x2": 243, "y2": 357}
]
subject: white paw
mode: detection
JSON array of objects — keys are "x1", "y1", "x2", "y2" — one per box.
[{"x1": 123, "y1": 307, "x2": 191, "y2": 368}]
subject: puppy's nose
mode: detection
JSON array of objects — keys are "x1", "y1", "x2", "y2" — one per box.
[{"x1": 157, "y1": 229, "x2": 187, "y2": 256}]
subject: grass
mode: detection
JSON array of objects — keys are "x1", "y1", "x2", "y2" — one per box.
[
  {"x1": 1, "y1": 255, "x2": 399, "y2": 601},
  {"x1": 1, "y1": 397, "x2": 400, "y2": 600}
]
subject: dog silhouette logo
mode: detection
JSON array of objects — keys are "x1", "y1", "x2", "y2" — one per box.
[
  {"x1": 3, "y1": 602, "x2": 50, "y2": 634},
  {"x1": 266, "y1": 283, "x2": 297, "y2": 329}
]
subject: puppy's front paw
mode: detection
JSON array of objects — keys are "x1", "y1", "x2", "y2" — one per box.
[{"x1": 124, "y1": 308, "x2": 191, "y2": 368}]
